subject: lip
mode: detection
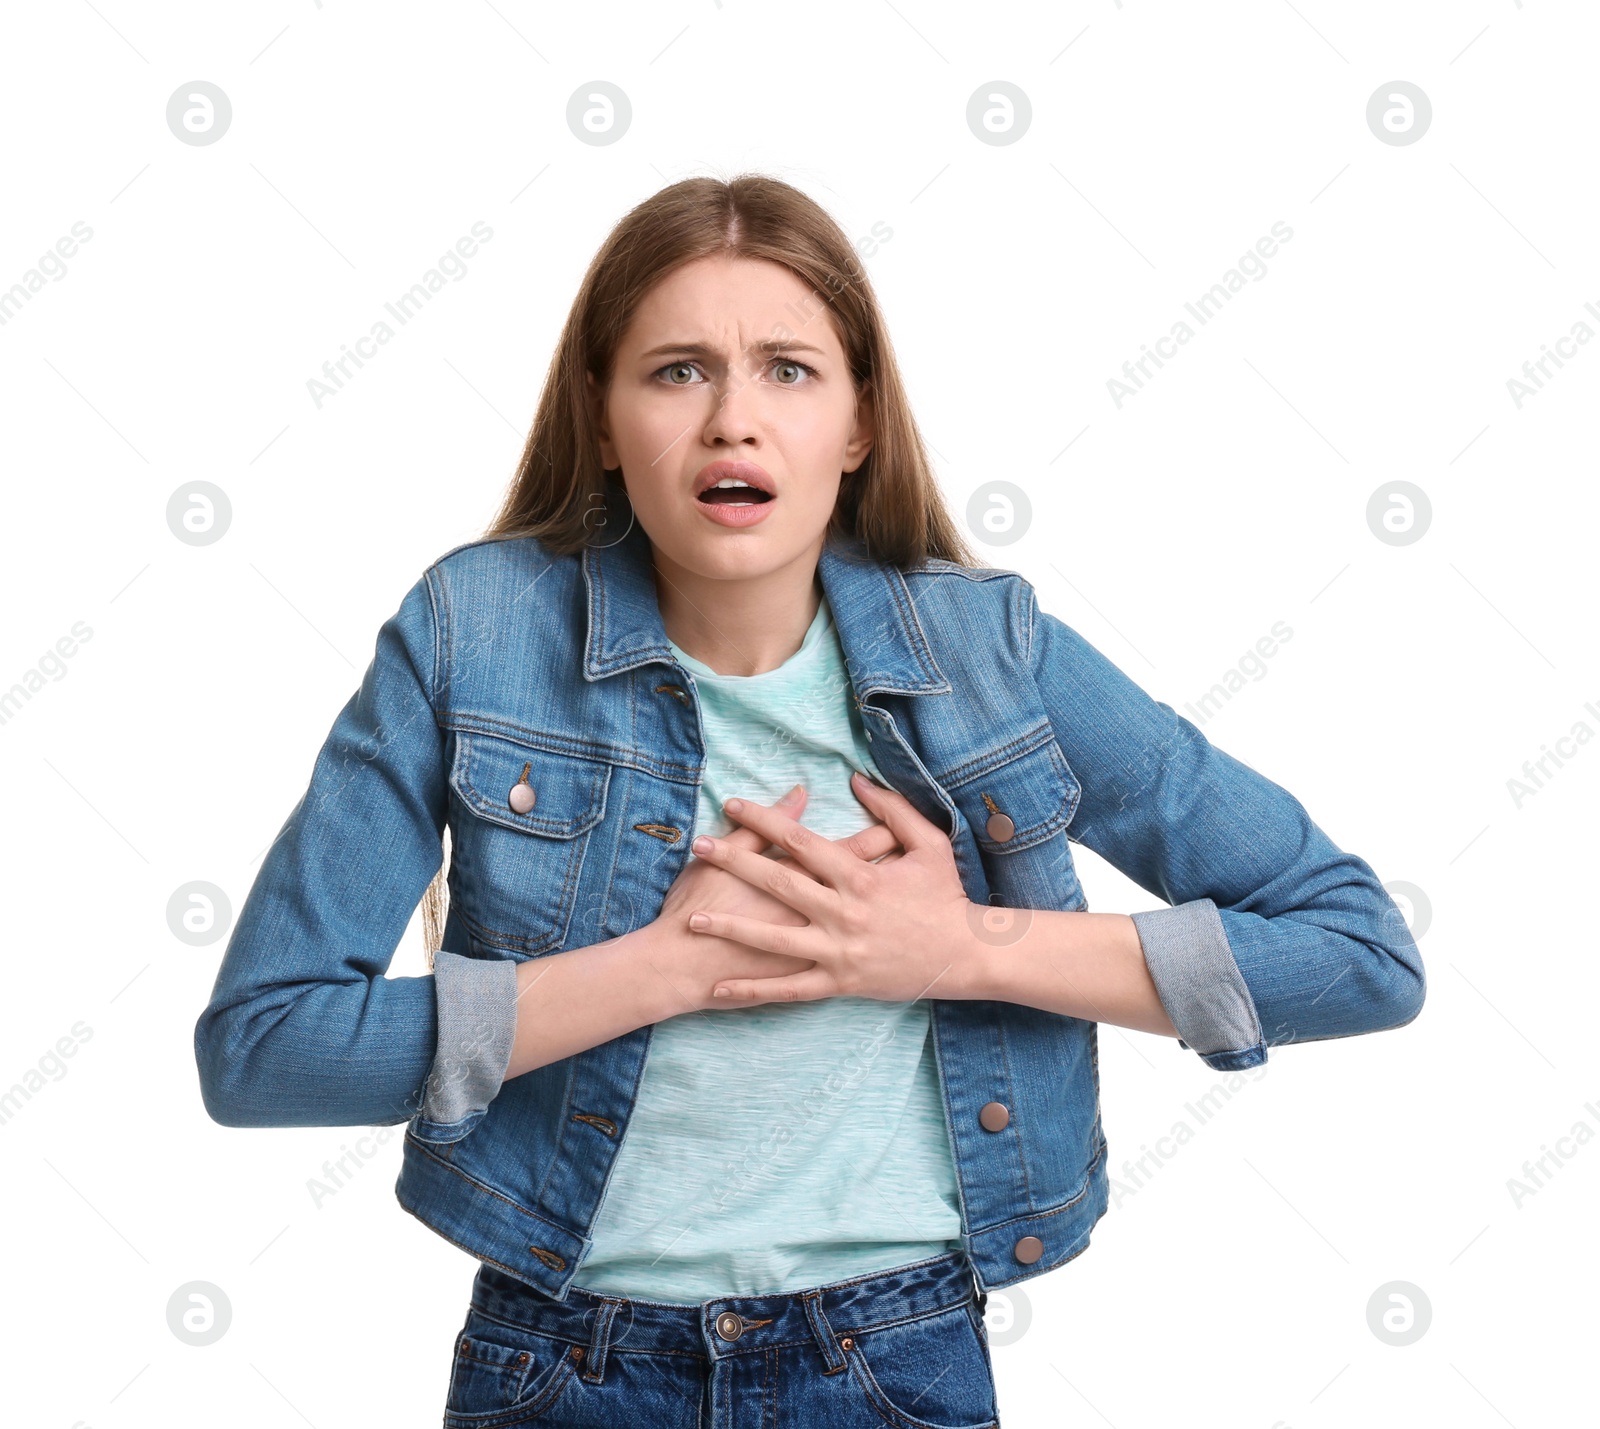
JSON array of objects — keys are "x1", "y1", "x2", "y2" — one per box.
[{"x1": 692, "y1": 460, "x2": 777, "y2": 500}]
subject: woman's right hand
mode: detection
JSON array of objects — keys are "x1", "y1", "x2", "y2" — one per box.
[{"x1": 646, "y1": 783, "x2": 901, "y2": 1015}]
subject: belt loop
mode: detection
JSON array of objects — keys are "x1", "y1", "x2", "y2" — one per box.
[
  {"x1": 581, "y1": 1297, "x2": 623, "y2": 1384},
  {"x1": 801, "y1": 1289, "x2": 848, "y2": 1374}
]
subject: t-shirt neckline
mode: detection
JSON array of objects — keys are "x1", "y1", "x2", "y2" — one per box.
[{"x1": 667, "y1": 596, "x2": 832, "y2": 681}]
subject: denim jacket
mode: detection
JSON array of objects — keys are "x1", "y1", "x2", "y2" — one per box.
[{"x1": 194, "y1": 493, "x2": 1425, "y2": 1300}]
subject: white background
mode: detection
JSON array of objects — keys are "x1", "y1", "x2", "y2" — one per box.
[{"x1": 1, "y1": 2, "x2": 1594, "y2": 1425}]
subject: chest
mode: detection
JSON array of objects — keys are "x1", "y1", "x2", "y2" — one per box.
[{"x1": 438, "y1": 657, "x2": 1086, "y2": 962}]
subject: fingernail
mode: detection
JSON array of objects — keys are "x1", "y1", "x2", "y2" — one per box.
[
  {"x1": 689, "y1": 912, "x2": 710, "y2": 929},
  {"x1": 724, "y1": 797, "x2": 743, "y2": 813},
  {"x1": 783, "y1": 783, "x2": 804, "y2": 799},
  {"x1": 713, "y1": 987, "x2": 731, "y2": 998},
  {"x1": 692, "y1": 836, "x2": 712, "y2": 854}
]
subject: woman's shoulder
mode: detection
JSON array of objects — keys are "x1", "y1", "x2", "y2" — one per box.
[
  {"x1": 424, "y1": 531, "x2": 572, "y2": 579},
  {"x1": 903, "y1": 554, "x2": 1020, "y2": 584}
]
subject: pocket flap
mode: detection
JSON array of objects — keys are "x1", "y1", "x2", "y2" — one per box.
[
  {"x1": 449, "y1": 734, "x2": 611, "y2": 839},
  {"x1": 944, "y1": 737, "x2": 1081, "y2": 854}
]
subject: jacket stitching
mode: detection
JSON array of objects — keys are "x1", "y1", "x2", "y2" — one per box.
[
  {"x1": 454, "y1": 901, "x2": 564, "y2": 958},
  {"x1": 992, "y1": 1016, "x2": 1032, "y2": 1209},
  {"x1": 532, "y1": 1055, "x2": 578, "y2": 1209},
  {"x1": 440, "y1": 715, "x2": 704, "y2": 779},
  {"x1": 936, "y1": 725, "x2": 1055, "y2": 788}
]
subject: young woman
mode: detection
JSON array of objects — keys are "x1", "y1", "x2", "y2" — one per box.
[{"x1": 195, "y1": 174, "x2": 1426, "y2": 1427}]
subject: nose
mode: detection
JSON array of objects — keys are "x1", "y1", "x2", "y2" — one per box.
[{"x1": 700, "y1": 362, "x2": 765, "y2": 447}]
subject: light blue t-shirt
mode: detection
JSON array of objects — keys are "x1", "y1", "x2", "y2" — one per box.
[{"x1": 572, "y1": 594, "x2": 963, "y2": 1303}]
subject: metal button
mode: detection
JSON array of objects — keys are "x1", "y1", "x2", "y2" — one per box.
[
  {"x1": 979, "y1": 1101, "x2": 1010, "y2": 1132},
  {"x1": 509, "y1": 782, "x2": 536, "y2": 814},
  {"x1": 1013, "y1": 1235, "x2": 1044, "y2": 1264},
  {"x1": 985, "y1": 810, "x2": 1015, "y2": 842},
  {"x1": 715, "y1": 1311, "x2": 744, "y2": 1341}
]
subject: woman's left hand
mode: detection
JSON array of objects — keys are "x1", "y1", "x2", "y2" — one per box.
[{"x1": 684, "y1": 770, "x2": 987, "y2": 1006}]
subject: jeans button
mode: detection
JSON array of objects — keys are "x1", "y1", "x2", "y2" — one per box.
[
  {"x1": 1013, "y1": 1235, "x2": 1044, "y2": 1264},
  {"x1": 715, "y1": 1311, "x2": 744, "y2": 1341}
]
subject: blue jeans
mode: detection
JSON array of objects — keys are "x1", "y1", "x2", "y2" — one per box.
[{"x1": 442, "y1": 1250, "x2": 1001, "y2": 1427}]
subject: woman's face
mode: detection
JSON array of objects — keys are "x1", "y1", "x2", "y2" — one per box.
[{"x1": 589, "y1": 254, "x2": 874, "y2": 584}]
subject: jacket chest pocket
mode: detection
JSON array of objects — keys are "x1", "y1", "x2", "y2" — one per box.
[
  {"x1": 446, "y1": 732, "x2": 612, "y2": 958},
  {"x1": 944, "y1": 736, "x2": 1086, "y2": 912}
]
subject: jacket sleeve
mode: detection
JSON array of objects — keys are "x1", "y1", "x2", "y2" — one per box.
[
  {"x1": 192, "y1": 568, "x2": 517, "y2": 1128},
  {"x1": 1021, "y1": 582, "x2": 1425, "y2": 1070}
]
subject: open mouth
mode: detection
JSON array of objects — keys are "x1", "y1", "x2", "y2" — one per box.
[{"x1": 697, "y1": 483, "x2": 774, "y2": 507}]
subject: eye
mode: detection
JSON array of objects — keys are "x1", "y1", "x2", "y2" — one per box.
[{"x1": 650, "y1": 357, "x2": 819, "y2": 387}]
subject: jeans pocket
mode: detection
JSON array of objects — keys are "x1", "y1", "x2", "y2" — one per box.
[
  {"x1": 839, "y1": 1301, "x2": 999, "y2": 1429},
  {"x1": 443, "y1": 1318, "x2": 581, "y2": 1427}
]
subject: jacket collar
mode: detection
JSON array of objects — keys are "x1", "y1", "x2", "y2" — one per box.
[{"x1": 579, "y1": 485, "x2": 951, "y2": 697}]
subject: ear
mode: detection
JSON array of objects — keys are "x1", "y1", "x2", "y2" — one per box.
[
  {"x1": 843, "y1": 383, "x2": 875, "y2": 474},
  {"x1": 585, "y1": 369, "x2": 619, "y2": 471}
]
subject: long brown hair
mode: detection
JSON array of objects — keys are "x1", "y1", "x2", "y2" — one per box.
[{"x1": 423, "y1": 173, "x2": 978, "y2": 964}]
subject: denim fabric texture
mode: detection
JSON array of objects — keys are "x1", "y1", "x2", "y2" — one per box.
[
  {"x1": 194, "y1": 484, "x2": 1426, "y2": 1305},
  {"x1": 442, "y1": 1250, "x2": 998, "y2": 1428}
]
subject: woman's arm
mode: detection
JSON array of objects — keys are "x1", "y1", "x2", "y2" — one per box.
[
  {"x1": 960, "y1": 910, "x2": 1180, "y2": 1040},
  {"x1": 193, "y1": 572, "x2": 453, "y2": 1128},
  {"x1": 600, "y1": 581, "x2": 1425, "y2": 1064},
  {"x1": 1018, "y1": 582, "x2": 1426, "y2": 1069}
]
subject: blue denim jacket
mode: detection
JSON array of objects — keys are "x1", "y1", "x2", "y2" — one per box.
[{"x1": 194, "y1": 494, "x2": 1425, "y2": 1301}]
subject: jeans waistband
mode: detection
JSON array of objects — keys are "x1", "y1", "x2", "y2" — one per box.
[{"x1": 469, "y1": 1250, "x2": 979, "y2": 1385}]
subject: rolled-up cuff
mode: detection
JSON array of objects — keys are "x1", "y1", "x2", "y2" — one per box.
[
  {"x1": 1131, "y1": 899, "x2": 1267, "y2": 1071},
  {"x1": 420, "y1": 951, "x2": 519, "y2": 1125}
]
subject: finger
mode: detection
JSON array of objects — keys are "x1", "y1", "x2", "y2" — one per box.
[
  {"x1": 710, "y1": 969, "x2": 837, "y2": 1005},
  {"x1": 849, "y1": 770, "x2": 946, "y2": 854},
  {"x1": 837, "y1": 819, "x2": 899, "y2": 865},
  {"x1": 686, "y1": 907, "x2": 827, "y2": 962},
  {"x1": 714, "y1": 792, "x2": 859, "y2": 891},
  {"x1": 692, "y1": 828, "x2": 842, "y2": 920},
  {"x1": 720, "y1": 783, "x2": 808, "y2": 854}
]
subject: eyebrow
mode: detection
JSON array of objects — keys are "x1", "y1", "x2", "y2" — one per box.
[{"x1": 634, "y1": 338, "x2": 831, "y2": 361}]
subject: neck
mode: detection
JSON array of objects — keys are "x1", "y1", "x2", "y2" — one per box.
[{"x1": 652, "y1": 541, "x2": 824, "y2": 676}]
